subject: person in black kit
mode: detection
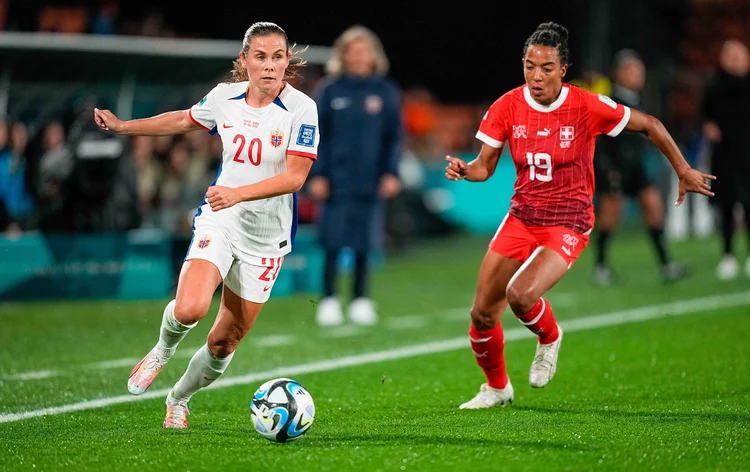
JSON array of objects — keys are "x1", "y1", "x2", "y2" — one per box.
[
  {"x1": 592, "y1": 49, "x2": 688, "y2": 285},
  {"x1": 700, "y1": 39, "x2": 750, "y2": 280}
]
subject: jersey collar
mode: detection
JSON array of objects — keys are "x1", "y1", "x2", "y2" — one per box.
[{"x1": 523, "y1": 85, "x2": 569, "y2": 113}]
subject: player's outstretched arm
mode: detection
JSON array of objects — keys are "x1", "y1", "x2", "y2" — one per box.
[
  {"x1": 94, "y1": 108, "x2": 199, "y2": 136},
  {"x1": 207, "y1": 154, "x2": 314, "y2": 211},
  {"x1": 625, "y1": 108, "x2": 715, "y2": 206},
  {"x1": 445, "y1": 144, "x2": 503, "y2": 182}
]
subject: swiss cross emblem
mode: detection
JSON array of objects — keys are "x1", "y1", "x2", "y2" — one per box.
[
  {"x1": 560, "y1": 126, "x2": 575, "y2": 141},
  {"x1": 270, "y1": 129, "x2": 284, "y2": 147}
]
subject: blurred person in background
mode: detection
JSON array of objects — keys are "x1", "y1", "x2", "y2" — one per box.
[
  {"x1": 94, "y1": 21, "x2": 318, "y2": 429},
  {"x1": 65, "y1": 97, "x2": 140, "y2": 232},
  {"x1": 155, "y1": 139, "x2": 194, "y2": 235},
  {"x1": 183, "y1": 130, "x2": 216, "y2": 206},
  {"x1": 592, "y1": 49, "x2": 688, "y2": 286},
  {"x1": 308, "y1": 25, "x2": 404, "y2": 327},
  {"x1": 90, "y1": 0, "x2": 118, "y2": 35},
  {"x1": 28, "y1": 119, "x2": 73, "y2": 232},
  {"x1": 445, "y1": 22, "x2": 715, "y2": 410},
  {"x1": 130, "y1": 135, "x2": 162, "y2": 227},
  {"x1": 0, "y1": 119, "x2": 34, "y2": 235},
  {"x1": 700, "y1": 39, "x2": 750, "y2": 280}
]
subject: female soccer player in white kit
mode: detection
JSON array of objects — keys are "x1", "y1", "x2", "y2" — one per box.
[{"x1": 93, "y1": 22, "x2": 319, "y2": 428}]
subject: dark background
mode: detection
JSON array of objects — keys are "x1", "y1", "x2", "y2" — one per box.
[
  {"x1": 5, "y1": 1, "x2": 591, "y2": 103},
  {"x1": 3, "y1": 0, "x2": 692, "y2": 106}
]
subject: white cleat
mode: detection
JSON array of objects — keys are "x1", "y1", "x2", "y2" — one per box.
[
  {"x1": 459, "y1": 381, "x2": 514, "y2": 409},
  {"x1": 529, "y1": 325, "x2": 563, "y2": 388},
  {"x1": 716, "y1": 255, "x2": 739, "y2": 280},
  {"x1": 128, "y1": 347, "x2": 168, "y2": 395},
  {"x1": 315, "y1": 297, "x2": 344, "y2": 326},
  {"x1": 348, "y1": 297, "x2": 378, "y2": 325},
  {"x1": 163, "y1": 391, "x2": 189, "y2": 429}
]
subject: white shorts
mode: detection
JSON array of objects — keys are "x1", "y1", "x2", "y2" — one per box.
[{"x1": 185, "y1": 222, "x2": 284, "y2": 303}]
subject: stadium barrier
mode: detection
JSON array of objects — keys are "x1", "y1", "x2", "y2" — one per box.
[{"x1": 0, "y1": 226, "x2": 334, "y2": 301}]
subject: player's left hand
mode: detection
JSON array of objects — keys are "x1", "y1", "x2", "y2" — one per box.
[
  {"x1": 207, "y1": 185, "x2": 242, "y2": 211},
  {"x1": 676, "y1": 168, "x2": 716, "y2": 206}
]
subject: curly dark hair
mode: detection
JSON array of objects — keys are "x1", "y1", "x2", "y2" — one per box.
[{"x1": 523, "y1": 21, "x2": 570, "y2": 66}]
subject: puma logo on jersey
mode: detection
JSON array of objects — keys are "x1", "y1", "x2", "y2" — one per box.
[{"x1": 537, "y1": 128, "x2": 551, "y2": 136}]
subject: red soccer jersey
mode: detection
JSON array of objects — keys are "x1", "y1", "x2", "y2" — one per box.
[{"x1": 477, "y1": 84, "x2": 631, "y2": 234}]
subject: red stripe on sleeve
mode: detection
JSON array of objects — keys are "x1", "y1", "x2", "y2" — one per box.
[
  {"x1": 188, "y1": 108, "x2": 211, "y2": 132},
  {"x1": 288, "y1": 150, "x2": 317, "y2": 160}
]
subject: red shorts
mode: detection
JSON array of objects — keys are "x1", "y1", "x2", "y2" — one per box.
[{"x1": 489, "y1": 214, "x2": 590, "y2": 268}]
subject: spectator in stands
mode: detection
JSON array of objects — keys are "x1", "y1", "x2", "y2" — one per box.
[
  {"x1": 699, "y1": 39, "x2": 750, "y2": 280},
  {"x1": 0, "y1": 119, "x2": 34, "y2": 234},
  {"x1": 90, "y1": 0, "x2": 118, "y2": 35},
  {"x1": 155, "y1": 138, "x2": 193, "y2": 235},
  {"x1": 25, "y1": 119, "x2": 71, "y2": 231},
  {"x1": 131, "y1": 135, "x2": 162, "y2": 227},
  {"x1": 64, "y1": 97, "x2": 140, "y2": 232},
  {"x1": 592, "y1": 49, "x2": 688, "y2": 285},
  {"x1": 307, "y1": 25, "x2": 404, "y2": 326}
]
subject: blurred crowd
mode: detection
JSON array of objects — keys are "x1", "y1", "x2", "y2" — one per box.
[
  {"x1": 0, "y1": 100, "x2": 223, "y2": 237},
  {"x1": 0, "y1": 91, "x2": 474, "y2": 244},
  {"x1": 1, "y1": 0, "x2": 749, "y2": 266}
]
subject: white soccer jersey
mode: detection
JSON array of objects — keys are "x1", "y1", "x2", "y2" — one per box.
[{"x1": 188, "y1": 81, "x2": 319, "y2": 258}]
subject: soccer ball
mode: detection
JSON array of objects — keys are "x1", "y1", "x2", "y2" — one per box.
[{"x1": 250, "y1": 377, "x2": 315, "y2": 443}]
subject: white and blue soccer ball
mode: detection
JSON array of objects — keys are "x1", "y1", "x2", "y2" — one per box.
[{"x1": 250, "y1": 377, "x2": 315, "y2": 443}]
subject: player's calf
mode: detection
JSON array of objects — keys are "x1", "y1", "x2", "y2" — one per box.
[{"x1": 128, "y1": 300, "x2": 196, "y2": 395}]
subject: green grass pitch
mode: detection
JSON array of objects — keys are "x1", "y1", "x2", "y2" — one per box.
[{"x1": 1, "y1": 231, "x2": 748, "y2": 471}]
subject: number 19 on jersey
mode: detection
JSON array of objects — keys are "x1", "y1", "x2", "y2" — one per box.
[{"x1": 526, "y1": 152, "x2": 552, "y2": 182}]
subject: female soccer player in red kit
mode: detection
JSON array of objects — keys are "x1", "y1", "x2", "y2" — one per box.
[{"x1": 445, "y1": 22, "x2": 716, "y2": 409}]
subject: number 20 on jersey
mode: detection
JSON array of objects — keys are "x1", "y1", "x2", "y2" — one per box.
[{"x1": 232, "y1": 134, "x2": 262, "y2": 166}]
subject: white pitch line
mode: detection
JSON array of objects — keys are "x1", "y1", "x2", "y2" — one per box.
[
  {"x1": 1, "y1": 290, "x2": 747, "y2": 424},
  {"x1": 3, "y1": 370, "x2": 58, "y2": 381},
  {"x1": 385, "y1": 315, "x2": 430, "y2": 329},
  {"x1": 91, "y1": 358, "x2": 141, "y2": 370},
  {"x1": 253, "y1": 334, "x2": 295, "y2": 347},
  {"x1": 2, "y1": 335, "x2": 300, "y2": 381}
]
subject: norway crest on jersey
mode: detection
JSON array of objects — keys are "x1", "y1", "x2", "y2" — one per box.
[
  {"x1": 197, "y1": 235, "x2": 211, "y2": 249},
  {"x1": 270, "y1": 129, "x2": 284, "y2": 148}
]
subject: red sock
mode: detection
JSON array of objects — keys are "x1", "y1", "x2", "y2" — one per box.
[
  {"x1": 468, "y1": 323, "x2": 508, "y2": 389},
  {"x1": 515, "y1": 297, "x2": 559, "y2": 344}
]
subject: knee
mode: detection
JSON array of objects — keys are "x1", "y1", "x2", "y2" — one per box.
[
  {"x1": 470, "y1": 304, "x2": 499, "y2": 331},
  {"x1": 506, "y1": 282, "x2": 537, "y2": 315},
  {"x1": 173, "y1": 297, "x2": 211, "y2": 325},
  {"x1": 207, "y1": 324, "x2": 244, "y2": 358}
]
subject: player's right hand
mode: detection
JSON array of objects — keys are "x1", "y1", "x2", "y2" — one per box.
[
  {"x1": 93, "y1": 108, "x2": 122, "y2": 133},
  {"x1": 445, "y1": 155, "x2": 468, "y2": 181}
]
